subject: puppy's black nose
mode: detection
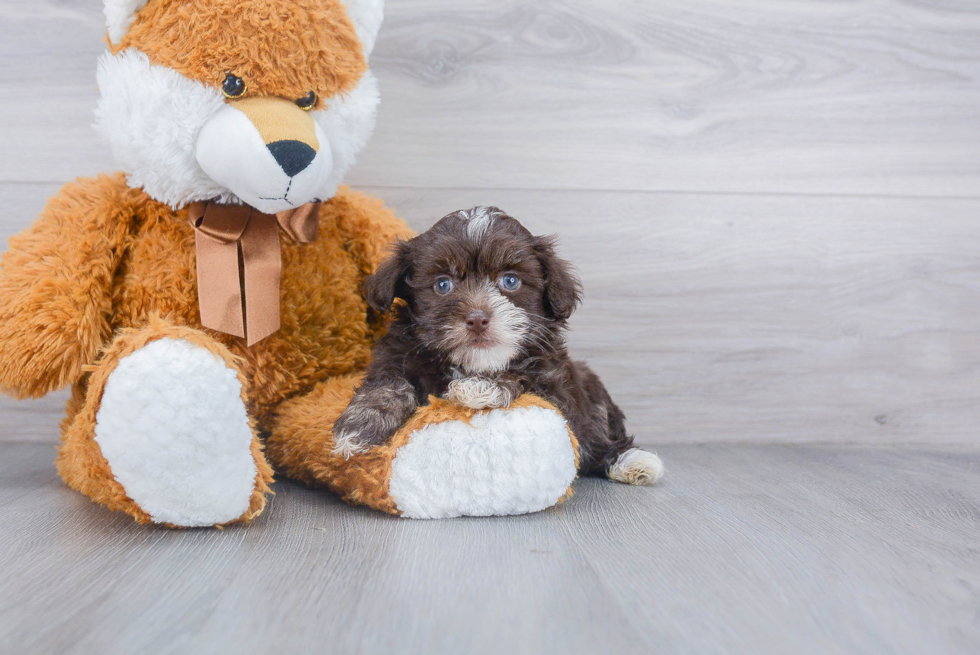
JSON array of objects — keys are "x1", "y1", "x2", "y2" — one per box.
[
  {"x1": 267, "y1": 140, "x2": 316, "y2": 177},
  {"x1": 465, "y1": 310, "x2": 491, "y2": 333}
]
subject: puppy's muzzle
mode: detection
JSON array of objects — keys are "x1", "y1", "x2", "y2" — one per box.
[{"x1": 465, "y1": 310, "x2": 491, "y2": 335}]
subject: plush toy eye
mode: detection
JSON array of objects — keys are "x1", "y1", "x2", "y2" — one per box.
[
  {"x1": 222, "y1": 73, "x2": 247, "y2": 99},
  {"x1": 434, "y1": 276, "x2": 454, "y2": 295},
  {"x1": 498, "y1": 274, "x2": 521, "y2": 292},
  {"x1": 296, "y1": 91, "x2": 317, "y2": 111}
]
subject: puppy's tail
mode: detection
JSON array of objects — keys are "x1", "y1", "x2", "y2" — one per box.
[{"x1": 607, "y1": 448, "x2": 664, "y2": 486}]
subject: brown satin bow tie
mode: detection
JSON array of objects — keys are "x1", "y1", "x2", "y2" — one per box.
[{"x1": 187, "y1": 200, "x2": 320, "y2": 346}]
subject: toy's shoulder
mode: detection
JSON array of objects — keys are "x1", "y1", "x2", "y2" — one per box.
[
  {"x1": 321, "y1": 185, "x2": 415, "y2": 275},
  {"x1": 5, "y1": 173, "x2": 162, "y2": 261},
  {"x1": 41, "y1": 172, "x2": 161, "y2": 232}
]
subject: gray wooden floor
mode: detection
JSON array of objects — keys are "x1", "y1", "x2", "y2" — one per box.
[
  {"x1": 1, "y1": 442, "x2": 979, "y2": 654},
  {"x1": 2, "y1": 0, "x2": 980, "y2": 653}
]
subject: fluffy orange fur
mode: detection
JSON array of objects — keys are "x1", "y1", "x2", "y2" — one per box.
[
  {"x1": 0, "y1": 175, "x2": 140, "y2": 398},
  {"x1": 0, "y1": 174, "x2": 417, "y2": 523},
  {"x1": 0, "y1": 174, "x2": 410, "y2": 409},
  {"x1": 117, "y1": 0, "x2": 367, "y2": 108}
]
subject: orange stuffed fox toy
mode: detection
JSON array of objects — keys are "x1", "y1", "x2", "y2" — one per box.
[{"x1": 0, "y1": 0, "x2": 584, "y2": 525}]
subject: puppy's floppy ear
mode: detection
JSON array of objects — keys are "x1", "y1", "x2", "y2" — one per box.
[
  {"x1": 533, "y1": 236, "x2": 583, "y2": 320},
  {"x1": 362, "y1": 240, "x2": 412, "y2": 312}
]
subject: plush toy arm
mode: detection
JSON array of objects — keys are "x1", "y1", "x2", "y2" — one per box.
[
  {"x1": 0, "y1": 174, "x2": 137, "y2": 398},
  {"x1": 324, "y1": 186, "x2": 415, "y2": 339},
  {"x1": 327, "y1": 185, "x2": 415, "y2": 278}
]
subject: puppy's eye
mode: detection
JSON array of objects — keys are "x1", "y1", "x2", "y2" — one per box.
[
  {"x1": 498, "y1": 274, "x2": 521, "y2": 292},
  {"x1": 296, "y1": 91, "x2": 317, "y2": 111},
  {"x1": 434, "y1": 276, "x2": 454, "y2": 295},
  {"x1": 222, "y1": 73, "x2": 247, "y2": 99}
]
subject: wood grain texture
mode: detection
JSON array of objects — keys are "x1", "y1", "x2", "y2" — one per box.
[
  {"x1": 360, "y1": 0, "x2": 980, "y2": 196},
  {"x1": 1, "y1": 1, "x2": 979, "y2": 196},
  {"x1": 0, "y1": 2, "x2": 111, "y2": 182},
  {"x1": 3, "y1": 183, "x2": 980, "y2": 445},
  {"x1": 1, "y1": 442, "x2": 978, "y2": 654}
]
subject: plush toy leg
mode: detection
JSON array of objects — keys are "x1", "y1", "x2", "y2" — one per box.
[
  {"x1": 266, "y1": 376, "x2": 580, "y2": 519},
  {"x1": 56, "y1": 320, "x2": 273, "y2": 526}
]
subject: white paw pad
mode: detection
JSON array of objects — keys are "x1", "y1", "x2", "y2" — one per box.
[
  {"x1": 388, "y1": 406, "x2": 577, "y2": 519},
  {"x1": 608, "y1": 448, "x2": 664, "y2": 486},
  {"x1": 95, "y1": 338, "x2": 257, "y2": 526}
]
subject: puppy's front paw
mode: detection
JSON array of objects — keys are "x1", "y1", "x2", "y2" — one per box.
[
  {"x1": 445, "y1": 377, "x2": 513, "y2": 410},
  {"x1": 332, "y1": 382, "x2": 418, "y2": 458},
  {"x1": 331, "y1": 406, "x2": 393, "y2": 459}
]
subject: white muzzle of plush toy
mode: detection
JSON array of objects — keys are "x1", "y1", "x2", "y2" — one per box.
[{"x1": 195, "y1": 97, "x2": 334, "y2": 215}]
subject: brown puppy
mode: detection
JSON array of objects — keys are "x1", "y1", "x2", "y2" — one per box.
[{"x1": 333, "y1": 206, "x2": 663, "y2": 485}]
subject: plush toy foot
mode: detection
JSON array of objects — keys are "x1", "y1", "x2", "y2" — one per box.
[
  {"x1": 94, "y1": 338, "x2": 259, "y2": 526},
  {"x1": 57, "y1": 323, "x2": 273, "y2": 526},
  {"x1": 387, "y1": 401, "x2": 577, "y2": 519},
  {"x1": 607, "y1": 448, "x2": 664, "y2": 486},
  {"x1": 266, "y1": 377, "x2": 579, "y2": 519}
]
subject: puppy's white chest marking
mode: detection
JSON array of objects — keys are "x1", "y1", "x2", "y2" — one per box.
[{"x1": 445, "y1": 377, "x2": 513, "y2": 410}]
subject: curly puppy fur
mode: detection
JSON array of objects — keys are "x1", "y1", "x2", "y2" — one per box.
[{"x1": 333, "y1": 207, "x2": 663, "y2": 483}]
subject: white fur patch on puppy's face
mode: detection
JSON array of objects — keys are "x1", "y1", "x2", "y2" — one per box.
[
  {"x1": 459, "y1": 205, "x2": 504, "y2": 241},
  {"x1": 443, "y1": 282, "x2": 530, "y2": 375},
  {"x1": 95, "y1": 49, "x2": 379, "y2": 210}
]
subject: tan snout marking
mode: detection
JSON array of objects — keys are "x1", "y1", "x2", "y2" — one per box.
[
  {"x1": 460, "y1": 279, "x2": 496, "y2": 313},
  {"x1": 228, "y1": 97, "x2": 319, "y2": 150}
]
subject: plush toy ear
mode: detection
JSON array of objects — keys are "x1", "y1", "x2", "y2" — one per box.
[
  {"x1": 341, "y1": 0, "x2": 385, "y2": 58},
  {"x1": 533, "y1": 236, "x2": 583, "y2": 321},
  {"x1": 362, "y1": 239, "x2": 412, "y2": 312},
  {"x1": 104, "y1": 0, "x2": 151, "y2": 44}
]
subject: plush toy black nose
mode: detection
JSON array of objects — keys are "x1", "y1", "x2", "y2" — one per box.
[
  {"x1": 465, "y1": 310, "x2": 491, "y2": 333},
  {"x1": 267, "y1": 140, "x2": 316, "y2": 178}
]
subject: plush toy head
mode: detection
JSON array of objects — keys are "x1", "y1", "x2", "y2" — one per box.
[{"x1": 97, "y1": 0, "x2": 384, "y2": 213}]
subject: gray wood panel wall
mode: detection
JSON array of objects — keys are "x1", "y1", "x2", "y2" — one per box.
[{"x1": 1, "y1": 0, "x2": 979, "y2": 445}]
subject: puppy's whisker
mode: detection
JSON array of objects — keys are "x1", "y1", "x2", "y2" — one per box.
[
  {"x1": 400, "y1": 340, "x2": 427, "y2": 377},
  {"x1": 521, "y1": 331, "x2": 552, "y2": 352}
]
